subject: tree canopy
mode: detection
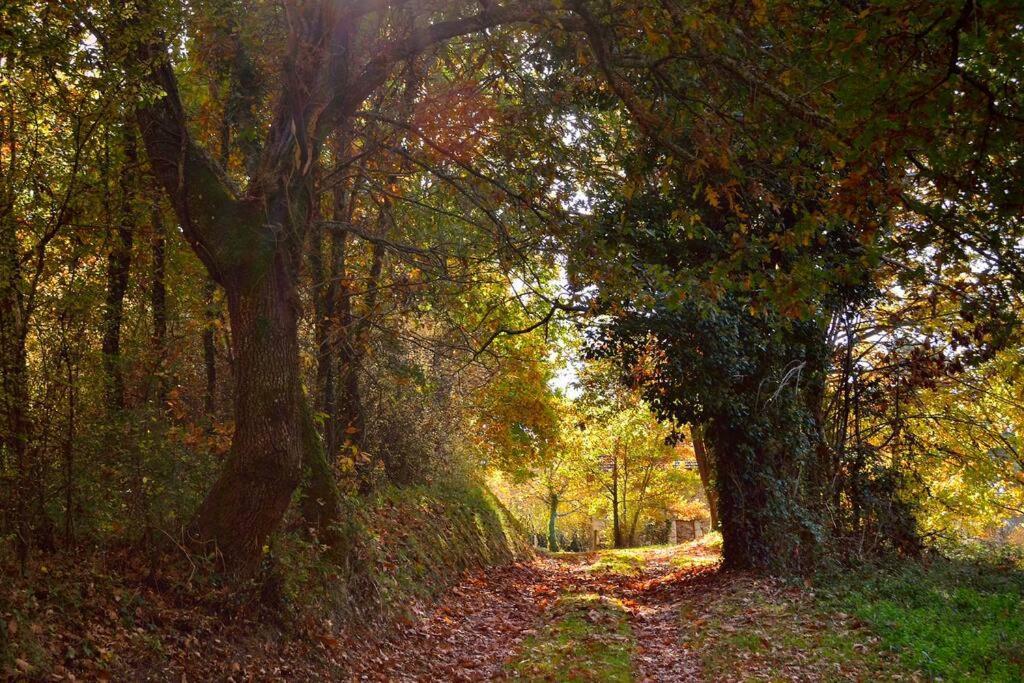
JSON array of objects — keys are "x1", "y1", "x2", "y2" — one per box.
[{"x1": 1, "y1": 0, "x2": 1022, "y2": 581}]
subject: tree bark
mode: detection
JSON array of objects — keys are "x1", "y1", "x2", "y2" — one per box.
[
  {"x1": 708, "y1": 422, "x2": 766, "y2": 570},
  {"x1": 150, "y1": 195, "x2": 168, "y2": 407},
  {"x1": 202, "y1": 279, "x2": 218, "y2": 415},
  {"x1": 189, "y1": 264, "x2": 305, "y2": 573},
  {"x1": 136, "y1": 34, "x2": 326, "y2": 575},
  {"x1": 690, "y1": 423, "x2": 719, "y2": 530},
  {"x1": 706, "y1": 414, "x2": 820, "y2": 573},
  {"x1": 102, "y1": 124, "x2": 136, "y2": 412},
  {"x1": 547, "y1": 490, "x2": 559, "y2": 551}
]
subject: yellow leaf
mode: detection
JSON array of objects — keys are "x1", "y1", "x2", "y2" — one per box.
[{"x1": 704, "y1": 186, "x2": 720, "y2": 208}]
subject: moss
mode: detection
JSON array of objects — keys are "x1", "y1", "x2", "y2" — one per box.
[
  {"x1": 508, "y1": 593, "x2": 634, "y2": 682},
  {"x1": 277, "y1": 482, "x2": 530, "y2": 624},
  {"x1": 821, "y1": 558, "x2": 1024, "y2": 682},
  {"x1": 587, "y1": 547, "x2": 650, "y2": 576},
  {"x1": 681, "y1": 573, "x2": 903, "y2": 681}
]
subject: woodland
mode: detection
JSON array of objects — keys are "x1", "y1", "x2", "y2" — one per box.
[{"x1": 1, "y1": 0, "x2": 1023, "y2": 680}]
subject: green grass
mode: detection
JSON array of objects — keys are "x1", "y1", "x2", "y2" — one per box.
[
  {"x1": 557, "y1": 542, "x2": 1024, "y2": 681},
  {"x1": 680, "y1": 574, "x2": 901, "y2": 681},
  {"x1": 586, "y1": 547, "x2": 652, "y2": 575},
  {"x1": 276, "y1": 482, "x2": 531, "y2": 622},
  {"x1": 680, "y1": 550, "x2": 1024, "y2": 681},
  {"x1": 669, "y1": 549, "x2": 720, "y2": 571},
  {"x1": 671, "y1": 537, "x2": 1024, "y2": 681},
  {"x1": 508, "y1": 593, "x2": 634, "y2": 682},
  {"x1": 821, "y1": 558, "x2": 1024, "y2": 682}
]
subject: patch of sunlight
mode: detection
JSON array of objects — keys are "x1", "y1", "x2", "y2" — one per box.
[{"x1": 508, "y1": 593, "x2": 634, "y2": 682}]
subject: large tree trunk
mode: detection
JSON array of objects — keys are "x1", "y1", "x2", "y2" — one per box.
[
  {"x1": 132, "y1": 0, "x2": 533, "y2": 575},
  {"x1": 708, "y1": 422, "x2": 769, "y2": 570},
  {"x1": 137, "y1": 53, "x2": 334, "y2": 576},
  {"x1": 189, "y1": 264, "x2": 305, "y2": 574},
  {"x1": 707, "y1": 410, "x2": 821, "y2": 573}
]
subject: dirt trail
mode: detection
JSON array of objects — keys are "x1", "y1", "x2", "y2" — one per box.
[
  {"x1": 619, "y1": 549, "x2": 712, "y2": 681},
  {"x1": 348, "y1": 547, "x2": 717, "y2": 681}
]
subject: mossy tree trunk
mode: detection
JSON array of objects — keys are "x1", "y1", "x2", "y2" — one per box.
[
  {"x1": 131, "y1": 0, "x2": 549, "y2": 576},
  {"x1": 136, "y1": 42, "x2": 331, "y2": 575},
  {"x1": 187, "y1": 256, "x2": 306, "y2": 573},
  {"x1": 547, "y1": 490, "x2": 559, "y2": 552},
  {"x1": 706, "y1": 380, "x2": 825, "y2": 573}
]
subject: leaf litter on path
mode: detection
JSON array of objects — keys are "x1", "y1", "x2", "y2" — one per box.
[{"x1": 348, "y1": 548, "x2": 709, "y2": 681}]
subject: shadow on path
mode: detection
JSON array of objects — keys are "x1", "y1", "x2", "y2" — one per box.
[{"x1": 347, "y1": 545, "x2": 720, "y2": 681}]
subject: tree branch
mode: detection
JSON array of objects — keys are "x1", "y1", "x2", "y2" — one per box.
[{"x1": 133, "y1": 37, "x2": 244, "y2": 282}]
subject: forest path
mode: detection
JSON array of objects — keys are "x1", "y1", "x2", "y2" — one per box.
[{"x1": 349, "y1": 544, "x2": 719, "y2": 681}]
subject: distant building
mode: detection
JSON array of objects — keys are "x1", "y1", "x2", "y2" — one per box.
[{"x1": 668, "y1": 518, "x2": 706, "y2": 544}]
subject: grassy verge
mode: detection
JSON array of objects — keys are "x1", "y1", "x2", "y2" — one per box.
[
  {"x1": 670, "y1": 534, "x2": 722, "y2": 571},
  {"x1": 272, "y1": 482, "x2": 531, "y2": 624},
  {"x1": 680, "y1": 573, "x2": 904, "y2": 681},
  {"x1": 508, "y1": 593, "x2": 634, "y2": 682},
  {"x1": 586, "y1": 547, "x2": 652, "y2": 575},
  {"x1": 820, "y1": 556, "x2": 1024, "y2": 682},
  {"x1": 348, "y1": 483, "x2": 530, "y2": 615},
  {"x1": 679, "y1": 543, "x2": 1024, "y2": 682}
]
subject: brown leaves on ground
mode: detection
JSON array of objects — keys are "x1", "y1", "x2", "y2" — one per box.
[
  {"x1": 619, "y1": 550, "x2": 717, "y2": 682},
  {"x1": 1, "y1": 549, "x2": 348, "y2": 681},
  {"x1": 346, "y1": 562, "x2": 557, "y2": 681},
  {"x1": 3, "y1": 544, "x2": 906, "y2": 681},
  {"x1": 679, "y1": 572, "x2": 911, "y2": 682},
  {"x1": 348, "y1": 548, "x2": 709, "y2": 681}
]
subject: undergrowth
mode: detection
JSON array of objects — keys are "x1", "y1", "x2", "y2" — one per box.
[
  {"x1": 819, "y1": 549, "x2": 1024, "y2": 682},
  {"x1": 1, "y1": 482, "x2": 528, "y2": 679},
  {"x1": 681, "y1": 541, "x2": 1024, "y2": 681}
]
